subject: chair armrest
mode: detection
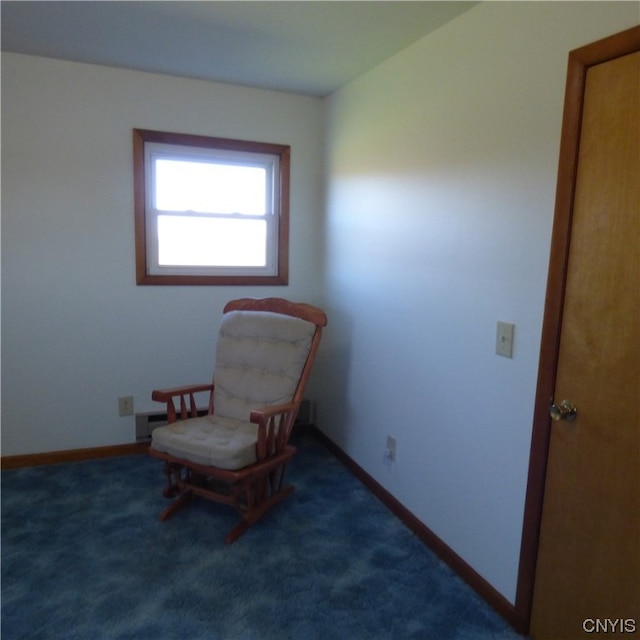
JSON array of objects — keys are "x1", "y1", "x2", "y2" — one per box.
[
  {"x1": 249, "y1": 401, "x2": 298, "y2": 424},
  {"x1": 250, "y1": 401, "x2": 300, "y2": 460},
  {"x1": 152, "y1": 384, "x2": 214, "y2": 423}
]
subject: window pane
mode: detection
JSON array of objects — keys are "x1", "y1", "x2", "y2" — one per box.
[
  {"x1": 157, "y1": 215, "x2": 267, "y2": 267},
  {"x1": 135, "y1": 129, "x2": 289, "y2": 284},
  {"x1": 155, "y1": 159, "x2": 267, "y2": 215}
]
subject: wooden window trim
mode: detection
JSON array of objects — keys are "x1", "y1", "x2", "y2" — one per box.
[{"x1": 133, "y1": 128, "x2": 290, "y2": 285}]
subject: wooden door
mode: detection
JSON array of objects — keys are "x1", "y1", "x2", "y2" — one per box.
[{"x1": 527, "y1": 29, "x2": 640, "y2": 640}]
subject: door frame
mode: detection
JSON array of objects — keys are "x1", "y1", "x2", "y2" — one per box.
[{"x1": 514, "y1": 25, "x2": 640, "y2": 634}]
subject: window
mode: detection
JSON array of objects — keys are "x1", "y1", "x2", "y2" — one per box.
[{"x1": 133, "y1": 129, "x2": 290, "y2": 285}]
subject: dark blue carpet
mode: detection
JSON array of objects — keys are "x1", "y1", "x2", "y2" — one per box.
[{"x1": 2, "y1": 433, "x2": 524, "y2": 639}]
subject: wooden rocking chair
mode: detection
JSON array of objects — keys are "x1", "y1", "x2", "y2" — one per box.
[{"x1": 149, "y1": 298, "x2": 327, "y2": 543}]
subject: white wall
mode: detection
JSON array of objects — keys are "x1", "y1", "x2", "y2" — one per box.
[
  {"x1": 1, "y1": 54, "x2": 325, "y2": 455},
  {"x1": 318, "y1": 2, "x2": 638, "y2": 604}
]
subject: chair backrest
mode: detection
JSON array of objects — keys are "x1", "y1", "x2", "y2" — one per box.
[{"x1": 212, "y1": 298, "x2": 327, "y2": 422}]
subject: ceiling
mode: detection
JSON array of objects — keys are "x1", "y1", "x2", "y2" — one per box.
[{"x1": 1, "y1": 1, "x2": 477, "y2": 97}]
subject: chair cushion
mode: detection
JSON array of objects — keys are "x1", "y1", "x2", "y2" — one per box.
[
  {"x1": 151, "y1": 415, "x2": 258, "y2": 470},
  {"x1": 151, "y1": 309, "x2": 316, "y2": 470},
  {"x1": 213, "y1": 310, "x2": 315, "y2": 421}
]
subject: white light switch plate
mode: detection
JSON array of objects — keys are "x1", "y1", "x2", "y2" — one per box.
[{"x1": 496, "y1": 322, "x2": 515, "y2": 358}]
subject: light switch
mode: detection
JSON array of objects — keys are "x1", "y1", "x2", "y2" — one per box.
[{"x1": 496, "y1": 322, "x2": 515, "y2": 358}]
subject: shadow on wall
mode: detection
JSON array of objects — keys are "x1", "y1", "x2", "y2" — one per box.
[{"x1": 308, "y1": 304, "x2": 354, "y2": 444}]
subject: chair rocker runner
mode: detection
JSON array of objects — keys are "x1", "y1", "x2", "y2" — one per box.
[{"x1": 149, "y1": 298, "x2": 327, "y2": 543}]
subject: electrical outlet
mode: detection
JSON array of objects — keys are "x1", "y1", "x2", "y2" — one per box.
[
  {"x1": 118, "y1": 396, "x2": 134, "y2": 417},
  {"x1": 386, "y1": 435, "x2": 397, "y2": 462}
]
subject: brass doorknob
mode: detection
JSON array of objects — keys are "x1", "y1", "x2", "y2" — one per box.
[{"x1": 549, "y1": 400, "x2": 577, "y2": 422}]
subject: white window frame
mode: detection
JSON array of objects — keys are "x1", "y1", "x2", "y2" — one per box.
[{"x1": 133, "y1": 129, "x2": 290, "y2": 286}]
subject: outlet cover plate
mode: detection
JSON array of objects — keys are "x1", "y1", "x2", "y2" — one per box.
[
  {"x1": 118, "y1": 396, "x2": 134, "y2": 417},
  {"x1": 386, "y1": 435, "x2": 397, "y2": 461}
]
